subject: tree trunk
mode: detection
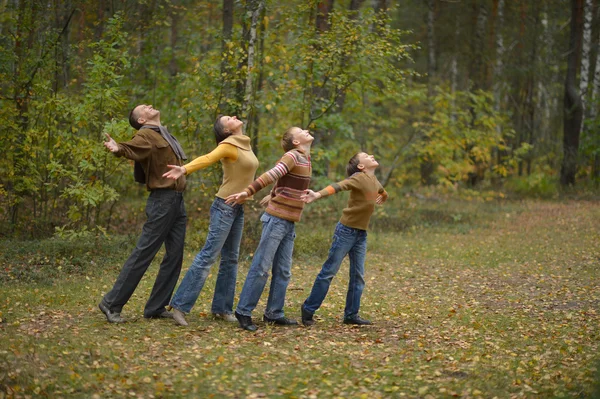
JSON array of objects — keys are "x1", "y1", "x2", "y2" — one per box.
[
  {"x1": 579, "y1": 0, "x2": 593, "y2": 120},
  {"x1": 371, "y1": 0, "x2": 388, "y2": 33},
  {"x1": 168, "y1": 7, "x2": 179, "y2": 77},
  {"x1": 589, "y1": 5, "x2": 600, "y2": 179},
  {"x1": 469, "y1": 0, "x2": 487, "y2": 89},
  {"x1": 560, "y1": 0, "x2": 584, "y2": 187},
  {"x1": 218, "y1": 0, "x2": 234, "y2": 115},
  {"x1": 240, "y1": 0, "x2": 264, "y2": 122},
  {"x1": 490, "y1": 0, "x2": 504, "y2": 184},
  {"x1": 335, "y1": 0, "x2": 364, "y2": 112},
  {"x1": 316, "y1": 0, "x2": 334, "y2": 32},
  {"x1": 250, "y1": 4, "x2": 267, "y2": 155},
  {"x1": 420, "y1": 0, "x2": 436, "y2": 186}
]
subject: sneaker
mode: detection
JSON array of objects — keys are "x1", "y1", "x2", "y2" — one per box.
[
  {"x1": 145, "y1": 309, "x2": 174, "y2": 319},
  {"x1": 213, "y1": 313, "x2": 237, "y2": 323},
  {"x1": 300, "y1": 305, "x2": 315, "y2": 326},
  {"x1": 263, "y1": 315, "x2": 299, "y2": 326},
  {"x1": 171, "y1": 308, "x2": 188, "y2": 326},
  {"x1": 343, "y1": 315, "x2": 372, "y2": 325},
  {"x1": 99, "y1": 302, "x2": 125, "y2": 324},
  {"x1": 234, "y1": 311, "x2": 257, "y2": 331}
]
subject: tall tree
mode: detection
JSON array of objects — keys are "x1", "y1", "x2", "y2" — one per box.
[
  {"x1": 420, "y1": 0, "x2": 436, "y2": 185},
  {"x1": 240, "y1": 0, "x2": 264, "y2": 123},
  {"x1": 561, "y1": 0, "x2": 584, "y2": 186},
  {"x1": 218, "y1": 0, "x2": 234, "y2": 115},
  {"x1": 579, "y1": 0, "x2": 593, "y2": 121}
]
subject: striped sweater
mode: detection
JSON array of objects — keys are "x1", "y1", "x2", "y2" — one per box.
[{"x1": 244, "y1": 149, "x2": 312, "y2": 222}]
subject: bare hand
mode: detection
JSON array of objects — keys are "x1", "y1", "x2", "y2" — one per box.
[
  {"x1": 225, "y1": 191, "x2": 248, "y2": 205},
  {"x1": 163, "y1": 165, "x2": 185, "y2": 180},
  {"x1": 376, "y1": 194, "x2": 387, "y2": 204},
  {"x1": 259, "y1": 194, "x2": 271, "y2": 207},
  {"x1": 300, "y1": 189, "x2": 320, "y2": 204},
  {"x1": 103, "y1": 133, "x2": 119, "y2": 153}
]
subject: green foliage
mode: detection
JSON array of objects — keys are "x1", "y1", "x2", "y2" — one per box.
[
  {"x1": 0, "y1": 235, "x2": 133, "y2": 284},
  {"x1": 418, "y1": 88, "x2": 512, "y2": 186},
  {"x1": 0, "y1": 11, "x2": 130, "y2": 237},
  {"x1": 505, "y1": 173, "x2": 559, "y2": 199}
]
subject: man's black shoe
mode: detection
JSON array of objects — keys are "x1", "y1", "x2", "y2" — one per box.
[
  {"x1": 300, "y1": 305, "x2": 315, "y2": 326},
  {"x1": 144, "y1": 309, "x2": 174, "y2": 319},
  {"x1": 263, "y1": 315, "x2": 299, "y2": 326},
  {"x1": 99, "y1": 302, "x2": 125, "y2": 324},
  {"x1": 343, "y1": 315, "x2": 372, "y2": 325},
  {"x1": 235, "y1": 311, "x2": 257, "y2": 331}
]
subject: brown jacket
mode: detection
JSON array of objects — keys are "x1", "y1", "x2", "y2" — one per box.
[{"x1": 116, "y1": 128, "x2": 186, "y2": 192}]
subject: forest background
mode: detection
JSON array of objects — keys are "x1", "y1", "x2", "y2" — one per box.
[
  {"x1": 0, "y1": 0, "x2": 599, "y2": 238},
  {"x1": 1, "y1": 1, "x2": 600, "y2": 397}
]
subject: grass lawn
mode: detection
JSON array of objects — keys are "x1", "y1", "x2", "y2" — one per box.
[{"x1": 1, "y1": 200, "x2": 599, "y2": 398}]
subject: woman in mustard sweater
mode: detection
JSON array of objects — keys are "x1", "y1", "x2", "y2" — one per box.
[{"x1": 163, "y1": 115, "x2": 259, "y2": 326}]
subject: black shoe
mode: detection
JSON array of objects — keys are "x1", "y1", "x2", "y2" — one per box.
[
  {"x1": 144, "y1": 309, "x2": 174, "y2": 319},
  {"x1": 263, "y1": 315, "x2": 299, "y2": 326},
  {"x1": 300, "y1": 305, "x2": 315, "y2": 326},
  {"x1": 235, "y1": 311, "x2": 257, "y2": 331},
  {"x1": 99, "y1": 302, "x2": 125, "y2": 324},
  {"x1": 343, "y1": 315, "x2": 372, "y2": 325}
]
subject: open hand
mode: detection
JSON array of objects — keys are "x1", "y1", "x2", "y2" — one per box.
[
  {"x1": 163, "y1": 165, "x2": 186, "y2": 180},
  {"x1": 300, "y1": 189, "x2": 320, "y2": 204},
  {"x1": 103, "y1": 133, "x2": 119, "y2": 153},
  {"x1": 259, "y1": 194, "x2": 271, "y2": 207},
  {"x1": 225, "y1": 191, "x2": 248, "y2": 205}
]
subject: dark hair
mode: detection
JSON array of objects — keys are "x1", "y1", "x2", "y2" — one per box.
[
  {"x1": 214, "y1": 115, "x2": 232, "y2": 144},
  {"x1": 281, "y1": 127, "x2": 297, "y2": 152},
  {"x1": 346, "y1": 153, "x2": 362, "y2": 176},
  {"x1": 129, "y1": 106, "x2": 143, "y2": 130}
]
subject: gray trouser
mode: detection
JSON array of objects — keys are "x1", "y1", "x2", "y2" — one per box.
[{"x1": 102, "y1": 189, "x2": 187, "y2": 317}]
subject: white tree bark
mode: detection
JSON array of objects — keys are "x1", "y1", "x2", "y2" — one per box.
[
  {"x1": 427, "y1": 0, "x2": 436, "y2": 113},
  {"x1": 241, "y1": 0, "x2": 264, "y2": 122},
  {"x1": 579, "y1": 0, "x2": 593, "y2": 122},
  {"x1": 493, "y1": 0, "x2": 505, "y2": 108},
  {"x1": 589, "y1": 5, "x2": 600, "y2": 121}
]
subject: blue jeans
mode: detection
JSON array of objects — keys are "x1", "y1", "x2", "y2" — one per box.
[
  {"x1": 303, "y1": 222, "x2": 367, "y2": 319},
  {"x1": 236, "y1": 213, "x2": 296, "y2": 319},
  {"x1": 170, "y1": 197, "x2": 244, "y2": 314}
]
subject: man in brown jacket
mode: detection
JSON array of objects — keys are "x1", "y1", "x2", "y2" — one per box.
[{"x1": 99, "y1": 104, "x2": 187, "y2": 323}]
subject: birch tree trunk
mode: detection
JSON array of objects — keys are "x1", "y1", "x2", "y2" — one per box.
[
  {"x1": 579, "y1": 0, "x2": 593, "y2": 121},
  {"x1": 218, "y1": 0, "x2": 234, "y2": 115},
  {"x1": 470, "y1": 0, "x2": 487, "y2": 89},
  {"x1": 450, "y1": 10, "x2": 459, "y2": 97},
  {"x1": 590, "y1": 5, "x2": 600, "y2": 117},
  {"x1": 536, "y1": 5, "x2": 551, "y2": 146},
  {"x1": 586, "y1": 2, "x2": 600, "y2": 179},
  {"x1": 250, "y1": 4, "x2": 266, "y2": 155},
  {"x1": 420, "y1": 0, "x2": 436, "y2": 185},
  {"x1": 560, "y1": 0, "x2": 584, "y2": 187},
  {"x1": 492, "y1": 0, "x2": 504, "y2": 111},
  {"x1": 240, "y1": 0, "x2": 264, "y2": 122}
]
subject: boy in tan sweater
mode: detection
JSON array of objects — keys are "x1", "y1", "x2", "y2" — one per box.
[{"x1": 300, "y1": 152, "x2": 388, "y2": 326}]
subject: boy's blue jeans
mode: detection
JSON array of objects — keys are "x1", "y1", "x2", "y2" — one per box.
[
  {"x1": 236, "y1": 213, "x2": 296, "y2": 319},
  {"x1": 303, "y1": 222, "x2": 367, "y2": 319},
  {"x1": 170, "y1": 197, "x2": 244, "y2": 314}
]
